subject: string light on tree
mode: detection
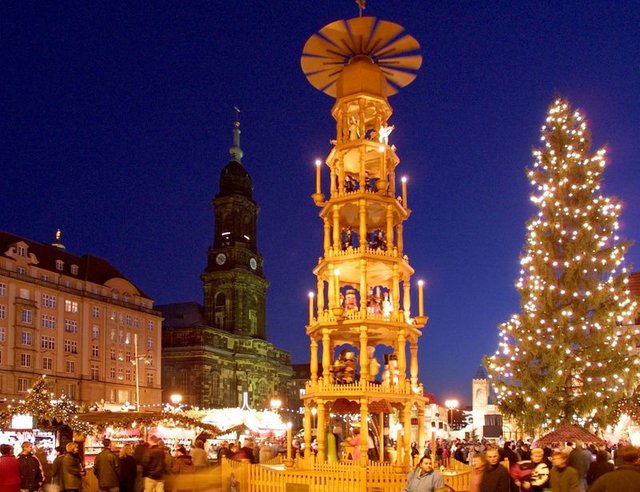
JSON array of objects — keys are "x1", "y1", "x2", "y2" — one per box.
[{"x1": 485, "y1": 98, "x2": 639, "y2": 433}]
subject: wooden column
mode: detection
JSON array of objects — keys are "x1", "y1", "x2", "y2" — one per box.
[
  {"x1": 403, "y1": 403, "x2": 412, "y2": 467},
  {"x1": 358, "y1": 199, "x2": 367, "y2": 250},
  {"x1": 316, "y1": 278, "x2": 325, "y2": 315},
  {"x1": 359, "y1": 398, "x2": 369, "y2": 466},
  {"x1": 323, "y1": 218, "x2": 331, "y2": 256},
  {"x1": 322, "y1": 328, "x2": 331, "y2": 381},
  {"x1": 303, "y1": 406, "x2": 312, "y2": 462},
  {"x1": 403, "y1": 280, "x2": 411, "y2": 316},
  {"x1": 310, "y1": 337, "x2": 318, "y2": 383},
  {"x1": 397, "y1": 329, "x2": 406, "y2": 384},
  {"x1": 317, "y1": 400, "x2": 326, "y2": 462},
  {"x1": 410, "y1": 340, "x2": 419, "y2": 387},
  {"x1": 359, "y1": 325, "x2": 368, "y2": 385},
  {"x1": 417, "y1": 405, "x2": 426, "y2": 458}
]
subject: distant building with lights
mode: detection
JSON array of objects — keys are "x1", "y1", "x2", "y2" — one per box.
[
  {"x1": 0, "y1": 230, "x2": 163, "y2": 407},
  {"x1": 159, "y1": 118, "x2": 292, "y2": 409}
]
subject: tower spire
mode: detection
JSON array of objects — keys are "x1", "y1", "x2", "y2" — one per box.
[{"x1": 229, "y1": 106, "x2": 243, "y2": 162}]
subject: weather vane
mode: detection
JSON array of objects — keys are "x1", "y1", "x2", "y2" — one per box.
[
  {"x1": 356, "y1": 0, "x2": 366, "y2": 17},
  {"x1": 233, "y1": 106, "x2": 241, "y2": 125}
]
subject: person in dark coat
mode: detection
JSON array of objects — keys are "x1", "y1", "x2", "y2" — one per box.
[
  {"x1": 588, "y1": 445, "x2": 640, "y2": 492},
  {"x1": 549, "y1": 451, "x2": 579, "y2": 492},
  {"x1": 118, "y1": 445, "x2": 137, "y2": 492},
  {"x1": 93, "y1": 439, "x2": 119, "y2": 492},
  {"x1": 568, "y1": 441, "x2": 592, "y2": 492},
  {"x1": 0, "y1": 444, "x2": 22, "y2": 492},
  {"x1": 51, "y1": 445, "x2": 66, "y2": 491},
  {"x1": 17, "y1": 442, "x2": 44, "y2": 492},
  {"x1": 61, "y1": 442, "x2": 84, "y2": 492},
  {"x1": 481, "y1": 448, "x2": 511, "y2": 492},
  {"x1": 586, "y1": 450, "x2": 614, "y2": 486},
  {"x1": 141, "y1": 436, "x2": 167, "y2": 492}
]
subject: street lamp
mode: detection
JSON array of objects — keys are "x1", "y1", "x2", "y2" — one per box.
[
  {"x1": 131, "y1": 333, "x2": 152, "y2": 411},
  {"x1": 170, "y1": 393, "x2": 183, "y2": 409},
  {"x1": 444, "y1": 399, "x2": 459, "y2": 431},
  {"x1": 270, "y1": 398, "x2": 282, "y2": 414}
]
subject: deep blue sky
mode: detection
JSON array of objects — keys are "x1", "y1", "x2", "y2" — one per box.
[{"x1": 3, "y1": 1, "x2": 639, "y2": 405}]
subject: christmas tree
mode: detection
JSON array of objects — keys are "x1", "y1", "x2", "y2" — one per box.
[{"x1": 486, "y1": 98, "x2": 638, "y2": 433}]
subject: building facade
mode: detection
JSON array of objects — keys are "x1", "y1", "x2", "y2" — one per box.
[
  {"x1": 0, "y1": 231, "x2": 162, "y2": 407},
  {"x1": 160, "y1": 118, "x2": 292, "y2": 409}
]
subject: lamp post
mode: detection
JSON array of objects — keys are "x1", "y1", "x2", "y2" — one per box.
[
  {"x1": 444, "y1": 399, "x2": 459, "y2": 433},
  {"x1": 170, "y1": 393, "x2": 183, "y2": 410},
  {"x1": 132, "y1": 333, "x2": 153, "y2": 411}
]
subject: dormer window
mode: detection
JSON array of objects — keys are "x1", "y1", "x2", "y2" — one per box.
[
  {"x1": 56, "y1": 260, "x2": 64, "y2": 271},
  {"x1": 71, "y1": 265, "x2": 79, "y2": 275},
  {"x1": 17, "y1": 246, "x2": 26, "y2": 257}
]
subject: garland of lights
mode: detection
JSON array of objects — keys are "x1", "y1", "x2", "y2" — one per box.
[
  {"x1": 0, "y1": 376, "x2": 94, "y2": 434},
  {"x1": 485, "y1": 98, "x2": 639, "y2": 433}
]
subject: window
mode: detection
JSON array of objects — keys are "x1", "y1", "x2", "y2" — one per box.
[
  {"x1": 42, "y1": 357, "x2": 53, "y2": 370},
  {"x1": 0, "y1": 327, "x2": 5, "y2": 342},
  {"x1": 92, "y1": 306, "x2": 100, "y2": 318},
  {"x1": 56, "y1": 260, "x2": 64, "y2": 271},
  {"x1": 65, "y1": 300, "x2": 79, "y2": 313},
  {"x1": 0, "y1": 283, "x2": 6, "y2": 296},
  {"x1": 66, "y1": 384, "x2": 76, "y2": 399},
  {"x1": 92, "y1": 325, "x2": 99, "y2": 339},
  {"x1": 21, "y1": 332, "x2": 33, "y2": 345},
  {"x1": 110, "y1": 329, "x2": 116, "y2": 341},
  {"x1": 133, "y1": 317, "x2": 140, "y2": 328},
  {"x1": 118, "y1": 330, "x2": 124, "y2": 343},
  {"x1": 20, "y1": 353, "x2": 32, "y2": 367},
  {"x1": 249, "y1": 309, "x2": 257, "y2": 332},
  {"x1": 147, "y1": 320, "x2": 154, "y2": 331},
  {"x1": 125, "y1": 369, "x2": 131, "y2": 381},
  {"x1": 125, "y1": 333, "x2": 131, "y2": 345},
  {"x1": 66, "y1": 361, "x2": 75, "y2": 373},
  {"x1": 18, "y1": 378, "x2": 29, "y2": 393},
  {"x1": 215, "y1": 293, "x2": 226, "y2": 329},
  {"x1": 17, "y1": 246, "x2": 26, "y2": 257},
  {"x1": 42, "y1": 294, "x2": 57, "y2": 308},
  {"x1": 109, "y1": 367, "x2": 116, "y2": 379},
  {"x1": 126, "y1": 315, "x2": 132, "y2": 326},
  {"x1": 21, "y1": 309, "x2": 32, "y2": 324},
  {"x1": 17, "y1": 267, "x2": 26, "y2": 275},
  {"x1": 71, "y1": 265, "x2": 79, "y2": 275},
  {"x1": 64, "y1": 320, "x2": 78, "y2": 333},
  {"x1": 125, "y1": 351, "x2": 131, "y2": 362},
  {"x1": 110, "y1": 348, "x2": 116, "y2": 360},
  {"x1": 64, "y1": 340, "x2": 78, "y2": 354},
  {"x1": 41, "y1": 274, "x2": 50, "y2": 282},
  {"x1": 0, "y1": 305, "x2": 5, "y2": 319},
  {"x1": 147, "y1": 338, "x2": 153, "y2": 349},
  {"x1": 92, "y1": 345, "x2": 99, "y2": 357},
  {"x1": 42, "y1": 314, "x2": 56, "y2": 329},
  {"x1": 41, "y1": 335, "x2": 56, "y2": 350},
  {"x1": 91, "y1": 365, "x2": 99, "y2": 380},
  {"x1": 117, "y1": 368, "x2": 124, "y2": 380},
  {"x1": 146, "y1": 373, "x2": 154, "y2": 385}
]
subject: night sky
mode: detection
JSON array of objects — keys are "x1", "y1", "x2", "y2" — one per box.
[{"x1": 3, "y1": 1, "x2": 639, "y2": 405}]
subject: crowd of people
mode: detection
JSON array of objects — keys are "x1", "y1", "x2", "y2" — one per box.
[
  {"x1": 403, "y1": 437, "x2": 640, "y2": 492},
  {"x1": 0, "y1": 434, "x2": 298, "y2": 492}
]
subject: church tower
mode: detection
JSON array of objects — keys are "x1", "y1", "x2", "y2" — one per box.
[
  {"x1": 300, "y1": 15, "x2": 427, "y2": 468},
  {"x1": 202, "y1": 115, "x2": 268, "y2": 339}
]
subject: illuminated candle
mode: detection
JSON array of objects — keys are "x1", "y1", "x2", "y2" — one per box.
[
  {"x1": 418, "y1": 280, "x2": 424, "y2": 317},
  {"x1": 401, "y1": 176, "x2": 408, "y2": 207},
  {"x1": 315, "y1": 159, "x2": 322, "y2": 195},
  {"x1": 308, "y1": 292, "x2": 315, "y2": 324}
]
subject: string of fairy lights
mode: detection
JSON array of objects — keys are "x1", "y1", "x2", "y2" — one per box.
[{"x1": 486, "y1": 99, "x2": 639, "y2": 432}]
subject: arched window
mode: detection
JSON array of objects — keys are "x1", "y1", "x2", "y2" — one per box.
[{"x1": 215, "y1": 292, "x2": 226, "y2": 330}]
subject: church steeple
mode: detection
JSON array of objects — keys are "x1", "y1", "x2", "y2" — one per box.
[
  {"x1": 202, "y1": 111, "x2": 267, "y2": 339},
  {"x1": 229, "y1": 106, "x2": 243, "y2": 163}
]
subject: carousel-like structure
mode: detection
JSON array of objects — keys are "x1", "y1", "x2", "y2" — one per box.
[{"x1": 300, "y1": 14, "x2": 427, "y2": 468}]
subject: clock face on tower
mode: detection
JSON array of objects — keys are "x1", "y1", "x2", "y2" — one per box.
[
  {"x1": 216, "y1": 253, "x2": 226, "y2": 265},
  {"x1": 249, "y1": 258, "x2": 257, "y2": 270}
]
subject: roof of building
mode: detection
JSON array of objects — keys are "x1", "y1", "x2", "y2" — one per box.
[
  {"x1": 0, "y1": 230, "x2": 150, "y2": 298},
  {"x1": 473, "y1": 364, "x2": 488, "y2": 380},
  {"x1": 157, "y1": 302, "x2": 204, "y2": 328}
]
